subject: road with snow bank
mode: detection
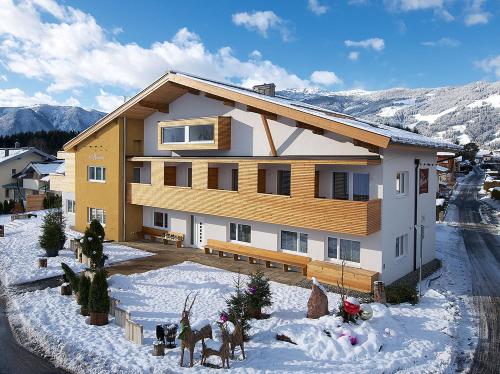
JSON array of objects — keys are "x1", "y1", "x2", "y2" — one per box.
[{"x1": 453, "y1": 167, "x2": 500, "y2": 374}]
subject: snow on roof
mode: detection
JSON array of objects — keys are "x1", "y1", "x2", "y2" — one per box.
[
  {"x1": 173, "y1": 71, "x2": 461, "y2": 151},
  {"x1": 436, "y1": 165, "x2": 449, "y2": 172},
  {"x1": 437, "y1": 151, "x2": 455, "y2": 156},
  {"x1": 31, "y1": 161, "x2": 63, "y2": 175},
  {"x1": 0, "y1": 149, "x2": 30, "y2": 164}
]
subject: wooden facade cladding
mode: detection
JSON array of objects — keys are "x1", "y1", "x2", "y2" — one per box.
[
  {"x1": 128, "y1": 158, "x2": 382, "y2": 236},
  {"x1": 49, "y1": 151, "x2": 75, "y2": 193},
  {"x1": 157, "y1": 116, "x2": 231, "y2": 151}
]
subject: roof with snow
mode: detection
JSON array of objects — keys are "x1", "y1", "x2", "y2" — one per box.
[
  {"x1": 64, "y1": 70, "x2": 461, "y2": 152},
  {"x1": 0, "y1": 147, "x2": 55, "y2": 166},
  {"x1": 12, "y1": 160, "x2": 63, "y2": 179}
]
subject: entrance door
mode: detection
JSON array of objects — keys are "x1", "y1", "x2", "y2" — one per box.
[{"x1": 194, "y1": 216, "x2": 205, "y2": 249}]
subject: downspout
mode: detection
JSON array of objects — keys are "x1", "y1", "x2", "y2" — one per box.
[
  {"x1": 413, "y1": 158, "x2": 420, "y2": 271},
  {"x1": 122, "y1": 116, "x2": 127, "y2": 242}
]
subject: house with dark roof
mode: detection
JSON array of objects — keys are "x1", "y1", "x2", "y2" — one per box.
[{"x1": 57, "y1": 71, "x2": 460, "y2": 289}]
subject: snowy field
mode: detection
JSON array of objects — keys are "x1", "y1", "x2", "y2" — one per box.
[
  {"x1": 0, "y1": 211, "x2": 152, "y2": 286},
  {"x1": 6, "y1": 223, "x2": 477, "y2": 373}
]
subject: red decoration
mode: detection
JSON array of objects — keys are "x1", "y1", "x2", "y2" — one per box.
[
  {"x1": 343, "y1": 298, "x2": 360, "y2": 315},
  {"x1": 419, "y1": 168, "x2": 429, "y2": 194}
]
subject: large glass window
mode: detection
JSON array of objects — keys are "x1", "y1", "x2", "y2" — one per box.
[
  {"x1": 154, "y1": 211, "x2": 168, "y2": 228},
  {"x1": 353, "y1": 173, "x2": 369, "y2": 201},
  {"x1": 162, "y1": 126, "x2": 185, "y2": 143},
  {"x1": 339, "y1": 239, "x2": 361, "y2": 263},
  {"x1": 230, "y1": 223, "x2": 251, "y2": 243},
  {"x1": 281, "y1": 230, "x2": 308, "y2": 253},
  {"x1": 333, "y1": 172, "x2": 349, "y2": 200},
  {"x1": 277, "y1": 170, "x2": 291, "y2": 196},
  {"x1": 88, "y1": 166, "x2": 106, "y2": 182},
  {"x1": 189, "y1": 125, "x2": 214, "y2": 142},
  {"x1": 327, "y1": 237, "x2": 337, "y2": 258}
]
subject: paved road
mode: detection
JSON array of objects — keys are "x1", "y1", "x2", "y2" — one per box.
[{"x1": 453, "y1": 167, "x2": 500, "y2": 374}]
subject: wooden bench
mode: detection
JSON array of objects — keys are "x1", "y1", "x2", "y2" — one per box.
[
  {"x1": 204, "y1": 239, "x2": 311, "y2": 276},
  {"x1": 306, "y1": 260, "x2": 379, "y2": 293},
  {"x1": 140, "y1": 226, "x2": 185, "y2": 248}
]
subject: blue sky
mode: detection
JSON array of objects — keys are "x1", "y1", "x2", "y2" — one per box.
[{"x1": 0, "y1": 0, "x2": 498, "y2": 112}]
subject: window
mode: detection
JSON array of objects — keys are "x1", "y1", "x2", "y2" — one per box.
[
  {"x1": 333, "y1": 172, "x2": 349, "y2": 200},
  {"x1": 88, "y1": 208, "x2": 106, "y2": 225},
  {"x1": 339, "y1": 239, "x2": 361, "y2": 263},
  {"x1": 396, "y1": 172, "x2": 408, "y2": 195},
  {"x1": 88, "y1": 166, "x2": 106, "y2": 182},
  {"x1": 11, "y1": 169, "x2": 16, "y2": 175},
  {"x1": 353, "y1": 173, "x2": 369, "y2": 201},
  {"x1": 67, "y1": 200, "x2": 76, "y2": 213},
  {"x1": 161, "y1": 124, "x2": 215, "y2": 144},
  {"x1": 277, "y1": 170, "x2": 291, "y2": 196},
  {"x1": 133, "y1": 167, "x2": 141, "y2": 183},
  {"x1": 5, "y1": 189, "x2": 9, "y2": 198},
  {"x1": 395, "y1": 234, "x2": 408, "y2": 258},
  {"x1": 187, "y1": 168, "x2": 192, "y2": 188},
  {"x1": 281, "y1": 230, "x2": 308, "y2": 253},
  {"x1": 327, "y1": 237, "x2": 337, "y2": 258},
  {"x1": 229, "y1": 223, "x2": 251, "y2": 243},
  {"x1": 153, "y1": 211, "x2": 168, "y2": 228},
  {"x1": 231, "y1": 169, "x2": 239, "y2": 191}
]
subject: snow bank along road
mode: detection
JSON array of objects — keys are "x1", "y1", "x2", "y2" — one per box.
[{"x1": 453, "y1": 167, "x2": 500, "y2": 373}]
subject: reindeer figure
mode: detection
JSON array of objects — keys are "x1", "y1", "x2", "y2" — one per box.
[
  {"x1": 179, "y1": 293, "x2": 212, "y2": 367},
  {"x1": 229, "y1": 319, "x2": 245, "y2": 359},
  {"x1": 201, "y1": 323, "x2": 231, "y2": 369}
]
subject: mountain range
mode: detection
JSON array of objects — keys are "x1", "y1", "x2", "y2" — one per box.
[{"x1": 0, "y1": 80, "x2": 499, "y2": 148}]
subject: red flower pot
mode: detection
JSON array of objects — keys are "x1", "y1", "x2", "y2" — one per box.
[{"x1": 343, "y1": 298, "x2": 360, "y2": 315}]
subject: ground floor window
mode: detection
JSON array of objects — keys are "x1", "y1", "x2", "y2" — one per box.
[
  {"x1": 229, "y1": 222, "x2": 251, "y2": 243},
  {"x1": 67, "y1": 199, "x2": 76, "y2": 213},
  {"x1": 327, "y1": 237, "x2": 361, "y2": 263},
  {"x1": 153, "y1": 211, "x2": 168, "y2": 228},
  {"x1": 395, "y1": 233, "x2": 408, "y2": 258},
  {"x1": 281, "y1": 230, "x2": 308, "y2": 253},
  {"x1": 88, "y1": 207, "x2": 106, "y2": 225}
]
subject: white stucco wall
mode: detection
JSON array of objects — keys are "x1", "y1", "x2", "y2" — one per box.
[{"x1": 62, "y1": 191, "x2": 76, "y2": 227}]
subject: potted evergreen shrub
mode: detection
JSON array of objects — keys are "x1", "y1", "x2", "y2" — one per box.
[
  {"x1": 77, "y1": 275, "x2": 91, "y2": 316},
  {"x1": 61, "y1": 262, "x2": 79, "y2": 297},
  {"x1": 245, "y1": 269, "x2": 272, "y2": 319},
  {"x1": 39, "y1": 209, "x2": 66, "y2": 257},
  {"x1": 88, "y1": 269, "x2": 110, "y2": 326},
  {"x1": 80, "y1": 228, "x2": 103, "y2": 269}
]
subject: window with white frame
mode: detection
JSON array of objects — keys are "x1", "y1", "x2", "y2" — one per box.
[
  {"x1": 88, "y1": 208, "x2": 105, "y2": 225},
  {"x1": 88, "y1": 166, "x2": 106, "y2": 182},
  {"x1": 327, "y1": 237, "x2": 337, "y2": 258},
  {"x1": 153, "y1": 211, "x2": 168, "y2": 228},
  {"x1": 67, "y1": 199, "x2": 76, "y2": 213},
  {"x1": 162, "y1": 124, "x2": 214, "y2": 144},
  {"x1": 281, "y1": 230, "x2": 308, "y2": 253},
  {"x1": 396, "y1": 171, "x2": 408, "y2": 195},
  {"x1": 133, "y1": 167, "x2": 141, "y2": 183},
  {"x1": 395, "y1": 233, "x2": 408, "y2": 258},
  {"x1": 339, "y1": 239, "x2": 361, "y2": 263},
  {"x1": 229, "y1": 222, "x2": 251, "y2": 243}
]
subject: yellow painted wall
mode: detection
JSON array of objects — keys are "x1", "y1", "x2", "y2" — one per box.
[{"x1": 74, "y1": 118, "x2": 124, "y2": 241}]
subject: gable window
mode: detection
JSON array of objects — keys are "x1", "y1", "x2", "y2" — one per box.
[
  {"x1": 133, "y1": 167, "x2": 141, "y2": 183},
  {"x1": 333, "y1": 172, "x2": 349, "y2": 200},
  {"x1": 281, "y1": 230, "x2": 308, "y2": 253},
  {"x1": 88, "y1": 166, "x2": 106, "y2": 182},
  {"x1": 277, "y1": 170, "x2": 291, "y2": 196},
  {"x1": 67, "y1": 200, "x2": 76, "y2": 214},
  {"x1": 162, "y1": 124, "x2": 215, "y2": 144},
  {"x1": 395, "y1": 234, "x2": 408, "y2": 258},
  {"x1": 396, "y1": 172, "x2": 408, "y2": 196},
  {"x1": 88, "y1": 208, "x2": 106, "y2": 225},
  {"x1": 153, "y1": 211, "x2": 168, "y2": 228},
  {"x1": 339, "y1": 239, "x2": 361, "y2": 263},
  {"x1": 230, "y1": 222, "x2": 251, "y2": 243},
  {"x1": 353, "y1": 173, "x2": 369, "y2": 201}
]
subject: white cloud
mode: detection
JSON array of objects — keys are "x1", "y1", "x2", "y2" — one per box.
[
  {"x1": 232, "y1": 11, "x2": 291, "y2": 41},
  {"x1": 476, "y1": 55, "x2": 500, "y2": 78},
  {"x1": 0, "y1": 0, "x2": 326, "y2": 101},
  {"x1": 421, "y1": 37, "x2": 460, "y2": 47},
  {"x1": 249, "y1": 50, "x2": 262, "y2": 60},
  {"x1": 348, "y1": 51, "x2": 360, "y2": 61},
  {"x1": 348, "y1": 0, "x2": 369, "y2": 5},
  {"x1": 345, "y1": 38, "x2": 385, "y2": 51},
  {"x1": 111, "y1": 26, "x2": 123, "y2": 35},
  {"x1": 308, "y1": 0, "x2": 328, "y2": 15},
  {"x1": 0, "y1": 74, "x2": 7, "y2": 81},
  {"x1": 0, "y1": 87, "x2": 54, "y2": 106},
  {"x1": 384, "y1": 0, "x2": 444, "y2": 11},
  {"x1": 464, "y1": 0, "x2": 490, "y2": 26},
  {"x1": 96, "y1": 89, "x2": 125, "y2": 112},
  {"x1": 310, "y1": 71, "x2": 343, "y2": 86}
]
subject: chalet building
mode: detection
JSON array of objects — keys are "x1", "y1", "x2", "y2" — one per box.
[{"x1": 54, "y1": 71, "x2": 459, "y2": 286}]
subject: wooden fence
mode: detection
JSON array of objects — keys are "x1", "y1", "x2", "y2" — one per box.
[{"x1": 26, "y1": 194, "x2": 45, "y2": 212}]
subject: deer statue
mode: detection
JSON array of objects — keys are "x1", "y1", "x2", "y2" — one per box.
[
  {"x1": 178, "y1": 293, "x2": 212, "y2": 367},
  {"x1": 201, "y1": 323, "x2": 231, "y2": 369},
  {"x1": 229, "y1": 319, "x2": 245, "y2": 359}
]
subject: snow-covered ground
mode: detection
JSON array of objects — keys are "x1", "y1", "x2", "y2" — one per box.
[
  {"x1": 0, "y1": 211, "x2": 152, "y2": 286},
  {"x1": 5, "y1": 222, "x2": 477, "y2": 373}
]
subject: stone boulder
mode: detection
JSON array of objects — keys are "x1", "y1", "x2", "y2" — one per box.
[{"x1": 307, "y1": 277, "x2": 329, "y2": 319}]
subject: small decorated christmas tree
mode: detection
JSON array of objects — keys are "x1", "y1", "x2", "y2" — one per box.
[
  {"x1": 77, "y1": 274, "x2": 91, "y2": 316},
  {"x1": 39, "y1": 209, "x2": 66, "y2": 257},
  {"x1": 88, "y1": 269, "x2": 110, "y2": 325},
  {"x1": 80, "y1": 227, "x2": 103, "y2": 269},
  {"x1": 89, "y1": 219, "x2": 105, "y2": 242},
  {"x1": 245, "y1": 268, "x2": 272, "y2": 319}
]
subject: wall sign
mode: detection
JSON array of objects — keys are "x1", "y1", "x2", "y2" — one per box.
[
  {"x1": 419, "y1": 168, "x2": 429, "y2": 194},
  {"x1": 89, "y1": 152, "x2": 104, "y2": 161}
]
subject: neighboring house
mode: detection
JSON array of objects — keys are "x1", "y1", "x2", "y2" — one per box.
[
  {"x1": 0, "y1": 145, "x2": 55, "y2": 202},
  {"x1": 12, "y1": 160, "x2": 63, "y2": 197},
  {"x1": 58, "y1": 71, "x2": 459, "y2": 285},
  {"x1": 49, "y1": 151, "x2": 76, "y2": 226}
]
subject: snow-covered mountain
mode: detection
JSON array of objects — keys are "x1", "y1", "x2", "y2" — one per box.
[
  {"x1": 279, "y1": 81, "x2": 500, "y2": 148},
  {"x1": 0, "y1": 105, "x2": 105, "y2": 135}
]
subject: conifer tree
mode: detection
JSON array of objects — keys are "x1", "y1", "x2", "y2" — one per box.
[
  {"x1": 88, "y1": 269, "x2": 110, "y2": 314},
  {"x1": 245, "y1": 268, "x2": 272, "y2": 319}
]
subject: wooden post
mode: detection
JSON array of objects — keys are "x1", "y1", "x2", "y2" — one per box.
[
  {"x1": 233, "y1": 254, "x2": 239, "y2": 261},
  {"x1": 218, "y1": 250, "x2": 224, "y2": 258},
  {"x1": 153, "y1": 342, "x2": 165, "y2": 356},
  {"x1": 0, "y1": 225, "x2": 4, "y2": 237},
  {"x1": 38, "y1": 258, "x2": 47, "y2": 268},
  {"x1": 265, "y1": 260, "x2": 272, "y2": 268},
  {"x1": 60, "y1": 283, "x2": 72, "y2": 295},
  {"x1": 283, "y1": 264, "x2": 289, "y2": 272},
  {"x1": 373, "y1": 281, "x2": 387, "y2": 304}
]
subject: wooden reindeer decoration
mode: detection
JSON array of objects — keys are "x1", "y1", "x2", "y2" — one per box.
[
  {"x1": 179, "y1": 293, "x2": 212, "y2": 367},
  {"x1": 229, "y1": 319, "x2": 245, "y2": 359},
  {"x1": 201, "y1": 323, "x2": 231, "y2": 369}
]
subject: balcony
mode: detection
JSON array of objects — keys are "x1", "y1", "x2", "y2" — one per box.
[{"x1": 126, "y1": 157, "x2": 382, "y2": 236}]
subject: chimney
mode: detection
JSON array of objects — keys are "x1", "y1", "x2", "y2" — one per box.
[
  {"x1": 252, "y1": 83, "x2": 276, "y2": 97},
  {"x1": 14, "y1": 141, "x2": 20, "y2": 148}
]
